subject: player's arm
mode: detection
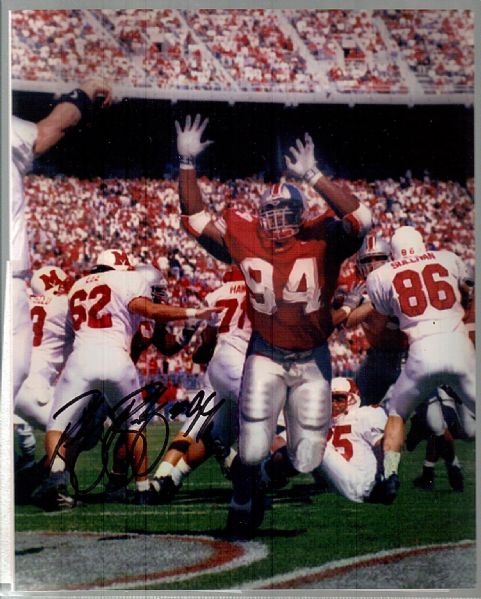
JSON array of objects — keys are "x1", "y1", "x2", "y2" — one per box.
[
  {"x1": 151, "y1": 320, "x2": 201, "y2": 356},
  {"x1": 285, "y1": 133, "x2": 372, "y2": 237},
  {"x1": 130, "y1": 330, "x2": 151, "y2": 364},
  {"x1": 192, "y1": 325, "x2": 218, "y2": 364},
  {"x1": 34, "y1": 79, "x2": 112, "y2": 156},
  {"x1": 128, "y1": 297, "x2": 221, "y2": 324},
  {"x1": 176, "y1": 115, "x2": 232, "y2": 263},
  {"x1": 331, "y1": 282, "x2": 365, "y2": 327}
]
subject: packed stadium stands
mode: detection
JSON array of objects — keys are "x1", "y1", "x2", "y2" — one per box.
[
  {"x1": 23, "y1": 173, "x2": 474, "y2": 380},
  {"x1": 11, "y1": 8, "x2": 474, "y2": 99}
]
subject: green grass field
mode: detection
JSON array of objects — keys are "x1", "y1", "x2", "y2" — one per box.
[{"x1": 15, "y1": 423, "x2": 475, "y2": 591}]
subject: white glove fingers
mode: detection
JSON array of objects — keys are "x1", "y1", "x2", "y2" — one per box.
[
  {"x1": 285, "y1": 155, "x2": 293, "y2": 169},
  {"x1": 304, "y1": 132, "x2": 313, "y2": 146},
  {"x1": 185, "y1": 114, "x2": 192, "y2": 130},
  {"x1": 175, "y1": 120, "x2": 182, "y2": 135},
  {"x1": 201, "y1": 140, "x2": 214, "y2": 151},
  {"x1": 289, "y1": 146, "x2": 300, "y2": 160},
  {"x1": 295, "y1": 138, "x2": 305, "y2": 153},
  {"x1": 193, "y1": 113, "x2": 202, "y2": 130},
  {"x1": 198, "y1": 117, "x2": 209, "y2": 135}
]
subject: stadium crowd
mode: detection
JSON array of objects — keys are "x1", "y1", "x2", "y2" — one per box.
[
  {"x1": 11, "y1": 8, "x2": 473, "y2": 96},
  {"x1": 23, "y1": 172, "x2": 474, "y2": 382}
]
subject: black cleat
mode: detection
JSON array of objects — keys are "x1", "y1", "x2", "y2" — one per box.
[
  {"x1": 446, "y1": 464, "x2": 464, "y2": 492},
  {"x1": 150, "y1": 476, "x2": 180, "y2": 504},
  {"x1": 413, "y1": 474, "x2": 434, "y2": 491},
  {"x1": 366, "y1": 473, "x2": 400, "y2": 505},
  {"x1": 32, "y1": 478, "x2": 80, "y2": 512},
  {"x1": 104, "y1": 474, "x2": 129, "y2": 503},
  {"x1": 133, "y1": 489, "x2": 155, "y2": 505}
]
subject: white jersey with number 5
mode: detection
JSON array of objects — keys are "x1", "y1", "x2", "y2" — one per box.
[
  {"x1": 316, "y1": 405, "x2": 387, "y2": 503},
  {"x1": 366, "y1": 249, "x2": 466, "y2": 343},
  {"x1": 68, "y1": 270, "x2": 150, "y2": 352}
]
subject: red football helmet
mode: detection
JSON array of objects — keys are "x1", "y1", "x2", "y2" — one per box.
[
  {"x1": 259, "y1": 182, "x2": 307, "y2": 241},
  {"x1": 331, "y1": 377, "x2": 361, "y2": 418}
]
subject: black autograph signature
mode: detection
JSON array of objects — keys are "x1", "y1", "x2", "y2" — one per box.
[{"x1": 50, "y1": 382, "x2": 224, "y2": 496}]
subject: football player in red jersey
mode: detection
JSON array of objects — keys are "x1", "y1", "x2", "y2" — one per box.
[{"x1": 175, "y1": 114, "x2": 372, "y2": 535}]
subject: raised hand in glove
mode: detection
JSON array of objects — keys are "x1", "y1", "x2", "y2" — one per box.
[
  {"x1": 343, "y1": 282, "x2": 366, "y2": 310},
  {"x1": 175, "y1": 114, "x2": 213, "y2": 167},
  {"x1": 285, "y1": 133, "x2": 323, "y2": 185}
]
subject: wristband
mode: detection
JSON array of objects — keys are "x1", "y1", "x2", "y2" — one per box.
[
  {"x1": 179, "y1": 155, "x2": 195, "y2": 169},
  {"x1": 185, "y1": 308, "x2": 197, "y2": 318},
  {"x1": 57, "y1": 88, "x2": 92, "y2": 119},
  {"x1": 303, "y1": 167, "x2": 323, "y2": 186},
  {"x1": 341, "y1": 305, "x2": 352, "y2": 316}
]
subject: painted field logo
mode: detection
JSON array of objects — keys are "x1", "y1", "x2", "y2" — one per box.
[{"x1": 15, "y1": 531, "x2": 267, "y2": 591}]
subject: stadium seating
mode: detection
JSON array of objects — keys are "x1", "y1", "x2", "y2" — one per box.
[
  {"x1": 23, "y1": 173, "x2": 474, "y2": 379},
  {"x1": 11, "y1": 8, "x2": 473, "y2": 96}
]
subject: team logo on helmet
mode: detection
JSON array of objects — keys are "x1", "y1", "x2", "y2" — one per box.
[
  {"x1": 96, "y1": 249, "x2": 133, "y2": 271},
  {"x1": 331, "y1": 377, "x2": 361, "y2": 418},
  {"x1": 259, "y1": 183, "x2": 307, "y2": 241},
  {"x1": 31, "y1": 267, "x2": 70, "y2": 296},
  {"x1": 357, "y1": 234, "x2": 390, "y2": 277},
  {"x1": 390, "y1": 226, "x2": 426, "y2": 260}
]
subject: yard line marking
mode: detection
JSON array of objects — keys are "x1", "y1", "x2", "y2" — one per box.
[
  {"x1": 16, "y1": 509, "x2": 217, "y2": 517},
  {"x1": 240, "y1": 540, "x2": 476, "y2": 589}
]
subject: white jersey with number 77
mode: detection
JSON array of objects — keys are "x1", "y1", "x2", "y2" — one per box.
[{"x1": 366, "y1": 249, "x2": 466, "y2": 344}]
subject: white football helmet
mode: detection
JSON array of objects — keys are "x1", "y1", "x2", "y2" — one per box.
[
  {"x1": 331, "y1": 377, "x2": 361, "y2": 418},
  {"x1": 96, "y1": 249, "x2": 133, "y2": 271},
  {"x1": 31, "y1": 266, "x2": 70, "y2": 296},
  {"x1": 136, "y1": 263, "x2": 168, "y2": 303},
  {"x1": 357, "y1": 234, "x2": 391, "y2": 277},
  {"x1": 390, "y1": 226, "x2": 426, "y2": 260}
]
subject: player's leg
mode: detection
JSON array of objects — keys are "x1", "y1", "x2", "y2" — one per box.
[
  {"x1": 315, "y1": 444, "x2": 373, "y2": 503},
  {"x1": 13, "y1": 414, "x2": 36, "y2": 471},
  {"x1": 101, "y1": 355, "x2": 151, "y2": 503},
  {"x1": 238, "y1": 352, "x2": 286, "y2": 465},
  {"x1": 284, "y1": 345, "x2": 332, "y2": 473},
  {"x1": 12, "y1": 278, "x2": 33, "y2": 399},
  {"x1": 14, "y1": 374, "x2": 53, "y2": 430}
]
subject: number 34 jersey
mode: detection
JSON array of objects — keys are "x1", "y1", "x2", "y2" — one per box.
[
  {"x1": 366, "y1": 249, "x2": 466, "y2": 344},
  {"x1": 221, "y1": 209, "x2": 362, "y2": 351},
  {"x1": 68, "y1": 270, "x2": 150, "y2": 352}
]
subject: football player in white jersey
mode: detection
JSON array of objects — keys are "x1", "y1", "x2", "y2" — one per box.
[
  {"x1": 151, "y1": 266, "x2": 250, "y2": 502},
  {"x1": 15, "y1": 267, "x2": 74, "y2": 430},
  {"x1": 366, "y1": 226, "x2": 475, "y2": 503},
  {"x1": 313, "y1": 378, "x2": 387, "y2": 503},
  {"x1": 10, "y1": 80, "x2": 112, "y2": 401},
  {"x1": 34, "y1": 249, "x2": 220, "y2": 510}
]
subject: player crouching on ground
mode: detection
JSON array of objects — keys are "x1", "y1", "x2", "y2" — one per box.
[
  {"x1": 33, "y1": 250, "x2": 221, "y2": 510},
  {"x1": 366, "y1": 226, "x2": 476, "y2": 504}
]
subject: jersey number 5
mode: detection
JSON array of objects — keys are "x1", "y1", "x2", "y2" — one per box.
[
  {"x1": 240, "y1": 257, "x2": 321, "y2": 315},
  {"x1": 70, "y1": 284, "x2": 113, "y2": 330},
  {"x1": 393, "y1": 264, "x2": 456, "y2": 317},
  {"x1": 328, "y1": 425, "x2": 353, "y2": 461}
]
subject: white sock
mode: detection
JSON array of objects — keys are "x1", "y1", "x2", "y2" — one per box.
[
  {"x1": 154, "y1": 461, "x2": 174, "y2": 479},
  {"x1": 384, "y1": 450, "x2": 401, "y2": 476},
  {"x1": 170, "y1": 466, "x2": 185, "y2": 487},
  {"x1": 223, "y1": 448, "x2": 237, "y2": 470},
  {"x1": 136, "y1": 479, "x2": 150, "y2": 492},
  {"x1": 51, "y1": 456, "x2": 65, "y2": 474}
]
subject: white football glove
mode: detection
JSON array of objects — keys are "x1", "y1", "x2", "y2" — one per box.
[
  {"x1": 284, "y1": 133, "x2": 323, "y2": 185},
  {"x1": 343, "y1": 282, "x2": 366, "y2": 310},
  {"x1": 175, "y1": 114, "x2": 213, "y2": 166}
]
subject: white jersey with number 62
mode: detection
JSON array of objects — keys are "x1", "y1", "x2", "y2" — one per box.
[
  {"x1": 68, "y1": 270, "x2": 151, "y2": 352},
  {"x1": 366, "y1": 249, "x2": 466, "y2": 343}
]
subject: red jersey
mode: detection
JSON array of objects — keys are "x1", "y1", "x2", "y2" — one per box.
[{"x1": 222, "y1": 209, "x2": 362, "y2": 351}]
